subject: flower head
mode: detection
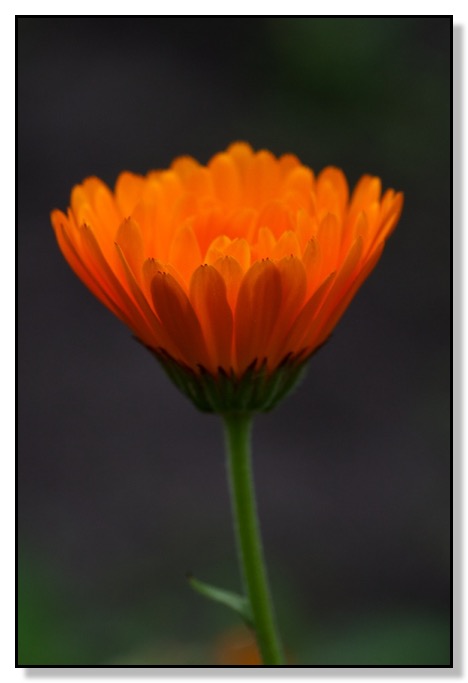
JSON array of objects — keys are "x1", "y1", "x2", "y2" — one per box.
[{"x1": 51, "y1": 142, "x2": 403, "y2": 412}]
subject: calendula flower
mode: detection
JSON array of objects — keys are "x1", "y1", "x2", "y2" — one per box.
[
  {"x1": 214, "y1": 626, "x2": 262, "y2": 665},
  {"x1": 51, "y1": 142, "x2": 403, "y2": 413},
  {"x1": 51, "y1": 142, "x2": 404, "y2": 665}
]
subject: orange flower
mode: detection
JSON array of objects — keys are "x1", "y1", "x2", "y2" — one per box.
[
  {"x1": 214, "y1": 626, "x2": 262, "y2": 665},
  {"x1": 213, "y1": 625, "x2": 294, "y2": 666},
  {"x1": 51, "y1": 142, "x2": 403, "y2": 412}
]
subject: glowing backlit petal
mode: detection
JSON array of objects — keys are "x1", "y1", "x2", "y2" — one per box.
[
  {"x1": 235, "y1": 259, "x2": 282, "y2": 373},
  {"x1": 190, "y1": 265, "x2": 233, "y2": 371},
  {"x1": 150, "y1": 271, "x2": 209, "y2": 368}
]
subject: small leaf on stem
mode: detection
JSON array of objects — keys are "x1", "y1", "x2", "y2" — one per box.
[{"x1": 187, "y1": 574, "x2": 253, "y2": 627}]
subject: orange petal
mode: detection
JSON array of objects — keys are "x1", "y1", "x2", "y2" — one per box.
[
  {"x1": 244, "y1": 150, "x2": 280, "y2": 207},
  {"x1": 205, "y1": 235, "x2": 231, "y2": 265},
  {"x1": 212, "y1": 255, "x2": 245, "y2": 312},
  {"x1": 271, "y1": 230, "x2": 301, "y2": 260},
  {"x1": 205, "y1": 235, "x2": 251, "y2": 273},
  {"x1": 92, "y1": 181, "x2": 122, "y2": 229},
  {"x1": 266, "y1": 255, "x2": 307, "y2": 363},
  {"x1": 51, "y1": 210, "x2": 132, "y2": 327},
  {"x1": 168, "y1": 223, "x2": 202, "y2": 285},
  {"x1": 190, "y1": 208, "x2": 225, "y2": 257},
  {"x1": 142, "y1": 257, "x2": 184, "y2": 299},
  {"x1": 190, "y1": 265, "x2": 234, "y2": 370},
  {"x1": 375, "y1": 191, "x2": 404, "y2": 245},
  {"x1": 270, "y1": 272, "x2": 335, "y2": 366},
  {"x1": 78, "y1": 223, "x2": 156, "y2": 345},
  {"x1": 353, "y1": 212, "x2": 369, "y2": 242},
  {"x1": 228, "y1": 207, "x2": 257, "y2": 242},
  {"x1": 302, "y1": 237, "x2": 322, "y2": 297},
  {"x1": 278, "y1": 153, "x2": 301, "y2": 177},
  {"x1": 70, "y1": 180, "x2": 119, "y2": 259},
  {"x1": 363, "y1": 201, "x2": 380, "y2": 234},
  {"x1": 152, "y1": 169, "x2": 183, "y2": 208},
  {"x1": 132, "y1": 185, "x2": 172, "y2": 260},
  {"x1": 347, "y1": 176, "x2": 382, "y2": 230},
  {"x1": 171, "y1": 193, "x2": 199, "y2": 229},
  {"x1": 296, "y1": 210, "x2": 318, "y2": 252},
  {"x1": 183, "y1": 166, "x2": 213, "y2": 197},
  {"x1": 234, "y1": 259, "x2": 282, "y2": 373},
  {"x1": 209, "y1": 152, "x2": 241, "y2": 208},
  {"x1": 316, "y1": 213, "x2": 341, "y2": 281},
  {"x1": 257, "y1": 201, "x2": 293, "y2": 239},
  {"x1": 70, "y1": 184, "x2": 91, "y2": 222},
  {"x1": 315, "y1": 240, "x2": 385, "y2": 348},
  {"x1": 283, "y1": 166, "x2": 315, "y2": 197},
  {"x1": 115, "y1": 218, "x2": 145, "y2": 279},
  {"x1": 255, "y1": 227, "x2": 276, "y2": 260},
  {"x1": 115, "y1": 243, "x2": 172, "y2": 352},
  {"x1": 316, "y1": 167, "x2": 349, "y2": 219},
  {"x1": 276, "y1": 255, "x2": 307, "y2": 319},
  {"x1": 226, "y1": 141, "x2": 254, "y2": 179},
  {"x1": 171, "y1": 155, "x2": 200, "y2": 183},
  {"x1": 321, "y1": 235, "x2": 364, "y2": 312},
  {"x1": 224, "y1": 238, "x2": 251, "y2": 272},
  {"x1": 115, "y1": 171, "x2": 145, "y2": 216},
  {"x1": 150, "y1": 271, "x2": 209, "y2": 368},
  {"x1": 306, "y1": 236, "x2": 364, "y2": 349}
]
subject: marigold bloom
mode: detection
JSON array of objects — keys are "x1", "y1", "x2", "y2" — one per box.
[
  {"x1": 51, "y1": 142, "x2": 403, "y2": 412},
  {"x1": 214, "y1": 626, "x2": 262, "y2": 665}
]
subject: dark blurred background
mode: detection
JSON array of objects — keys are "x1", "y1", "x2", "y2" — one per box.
[{"x1": 18, "y1": 17, "x2": 451, "y2": 666}]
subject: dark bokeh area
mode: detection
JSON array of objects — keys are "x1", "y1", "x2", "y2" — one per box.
[{"x1": 18, "y1": 17, "x2": 451, "y2": 665}]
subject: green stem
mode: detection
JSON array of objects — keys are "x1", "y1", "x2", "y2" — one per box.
[{"x1": 223, "y1": 413, "x2": 285, "y2": 665}]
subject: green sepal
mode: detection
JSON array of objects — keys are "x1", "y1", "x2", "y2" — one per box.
[
  {"x1": 143, "y1": 344, "x2": 321, "y2": 414},
  {"x1": 187, "y1": 575, "x2": 253, "y2": 626}
]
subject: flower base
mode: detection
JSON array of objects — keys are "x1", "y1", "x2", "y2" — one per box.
[{"x1": 147, "y1": 347, "x2": 312, "y2": 414}]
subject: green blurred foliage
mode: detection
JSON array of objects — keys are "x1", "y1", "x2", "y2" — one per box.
[
  {"x1": 264, "y1": 17, "x2": 449, "y2": 187},
  {"x1": 18, "y1": 554, "x2": 94, "y2": 665},
  {"x1": 18, "y1": 549, "x2": 237, "y2": 665},
  {"x1": 296, "y1": 613, "x2": 451, "y2": 666},
  {"x1": 19, "y1": 550, "x2": 450, "y2": 665}
]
